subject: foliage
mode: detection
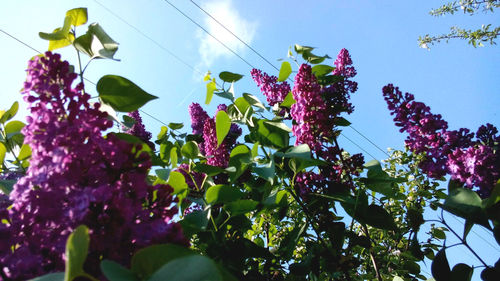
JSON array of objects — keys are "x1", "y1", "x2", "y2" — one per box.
[
  {"x1": 0, "y1": 7, "x2": 498, "y2": 281},
  {"x1": 419, "y1": 0, "x2": 500, "y2": 48}
]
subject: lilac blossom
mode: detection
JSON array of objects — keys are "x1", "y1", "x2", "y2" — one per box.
[
  {"x1": 251, "y1": 68, "x2": 291, "y2": 107},
  {"x1": 0, "y1": 52, "x2": 187, "y2": 280},
  {"x1": 125, "y1": 110, "x2": 154, "y2": 149}
]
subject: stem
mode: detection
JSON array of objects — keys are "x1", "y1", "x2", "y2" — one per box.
[
  {"x1": 362, "y1": 225, "x2": 383, "y2": 281},
  {"x1": 440, "y1": 213, "x2": 489, "y2": 268}
]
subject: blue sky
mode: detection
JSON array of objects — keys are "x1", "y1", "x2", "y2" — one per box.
[{"x1": 1, "y1": 0, "x2": 499, "y2": 279}]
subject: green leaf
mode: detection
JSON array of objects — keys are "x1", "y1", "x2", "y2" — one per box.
[
  {"x1": 280, "y1": 91, "x2": 296, "y2": 108},
  {"x1": 5, "y1": 120, "x2": 25, "y2": 138},
  {"x1": 193, "y1": 164, "x2": 224, "y2": 176},
  {"x1": 180, "y1": 210, "x2": 209, "y2": 236},
  {"x1": 148, "y1": 255, "x2": 222, "y2": 281},
  {"x1": 253, "y1": 158, "x2": 275, "y2": 185},
  {"x1": 0, "y1": 101, "x2": 19, "y2": 124},
  {"x1": 48, "y1": 29, "x2": 75, "y2": 51},
  {"x1": 431, "y1": 249, "x2": 451, "y2": 281},
  {"x1": 64, "y1": 225, "x2": 90, "y2": 281},
  {"x1": 66, "y1": 8, "x2": 88, "y2": 26},
  {"x1": 0, "y1": 143, "x2": 6, "y2": 166},
  {"x1": 157, "y1": 126, "x2": 168, "y2": 140},
  {"x1": 167, "y1": 171, "x2": 188, "y2": 194},
  {"x1": 29, "y1": 272, "x2": 64, "y2": 281},
  {"x1": 214, "y1": 91, "x2": 235, "y2": 102},
  {"x1": 278, "y1": 223, "x2": 307, "y2": 259},
  {"x1": 131, "y1": 244, "x2": 196, "y2": 280},
  {"x1": 39, "y1": 16, "x2": 72, "y2": 41},
  {"x1": 181, "y1": 141, "x2": 200, "y2": 159},
  {"x1": 0, "y1": 179, "x2": 16, "y2": 195},
  {"x1": 215, "y1": 111, "x2": 231, "y2": 147},
  {"x1": 170, "y1": 147, "x2": 178, "y2": 168},
  {"x1": 311, "y1": 64, "x2": 334, "y2": 77},
  {"x1": 243, "y1": 93, "x2": 266, "y2": 110},
  {"x1": 205, "y1": 184, "x2": 244, "y2": 205},
  {"x1": 250, "y1": 119, "x2": 289, "y2": 149},
  {"x1": 294, "y1": 44, "x2": 314, "y2": 54},
  {"x1": 224, "y1": 199, "x2": 259, "y2": 215},
  {"x1": 101, "y1": 260, "x2": 138, "y2": 281},
  {"x1": 334, "y1": 117, "x2": 351, "y2": 127},
  {"x1": 73, "y1": 23, "x2": 119, "y2": 60},
  {"x1": 278, "y1": 61, "x2": 292, "y2": 82},
  {"x1": 97, "y1": 75, "x2": 158, "y2": 112},
  {"x1": 168, "y1": 122, "x2": 184, "y2": 130},
  {"x1": 205, "y1": 79, "x2": 217, "y2": 105},
  {"x1": 363, "y1": 204, "x2": 398, "y2": 230},
  {"x1": 155, "y1": 169, "x2": 170, "y2": 181},
  {"x1": 219, "y1": 71, "x2": 243, "y2": 83},
  {"x1": 451, "y1": 263, "x2": 473, "y2": 281},
  {"x1": 122, "y1": 115, "x2": 136, "y2": 129},
  {"x1": 18, "y1": 143, "x2": 31, "y2": 161},
  {"x1": 440, "y1": 187, "x2": 490, "y2": 228},
  {"x1": 463, "y1": 219, "x2": 474, "y2": 240},
  {"x1": 263, "y1": 189, "x2": 288, "y2": 207}
]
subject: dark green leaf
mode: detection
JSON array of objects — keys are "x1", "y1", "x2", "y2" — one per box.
[
  {"x1": 278, "y1": 61, "x2": 292, "y2": 82},
  {"x1": 148, "y1": 255, "x2": 222, "y2": 281},
  {"x1": 249, "y1": 119, "x2": 289, "y2": 149},
  {"x1": 122, "y1": 115, "x2": 136, "y2": 129},
  {"x1": 66, "y1": 8, "x2": 88, "y2": 26},
  {"x1": 451, "y1": 263, "x2": 473, "y2": 281},
  {"x1": 180, "y1": 210, "x2": 209, "y2": 237},
  {"x1": 253, "y1": 159, "x2": 275, "y2": 184},
  {"x1": 64, "y1": 225, "x2": 89, "y2": 281},
  {"x1": 363, "y1": 204, "x2": 398, "y2": 230},
  {"x1": 0, "y1": 179, "x2": 16, "y2": 195},
  {"x1": 463, "y1": 220, "x2": 474, "y2": 240},
  {"x1": 432, "y1": 249, "x2": 451, "y2": 281},
  {"x1": 403, "y1": 260, "x2": 421, "y2": 275},
  {"x1": 97, "y1": 75, "x2": 158, "y2": 112},
  {"x1": 101, "y1": 260, "x2": 138, "y2": 281},
  {"x1": 155, "y1": 169, "x2": 170, "y2": 181},
  {"x1": 29, "y1": 272, "x2": 64, "y2": 281},
  {"x1": 181, "y1": 141, "x2": 200, "y2": 159},
  {"x1": 215, "y1": 111, "x2": 231, "y2": 147},
  {"x1": 131, "y1": 244, "x2": 196, "y2": 280},
  {"x1": 194, "y1": 164, "x2": 224, "y2": 176},
  {"x1": 278, "y1": 223, "x2": 307, "y2": 259},
  {"x1": 219, "y1": 71, "x2": 243, "y2": 83},
  {"x1": 205, "y1": 184, "x2": 244, "y2": 205},
  {"x1": 224, "y1": 199, "x2": 259, "y2": 215},
  {"x1": 440, "y1": 187, "x2": 490, "y2": 228},
  {"x1": 334, "y1": 117, "x2": 351, "y2": 127},
  {"x1": 311, "y1": 64, "x2": 334, "y2": 77}
]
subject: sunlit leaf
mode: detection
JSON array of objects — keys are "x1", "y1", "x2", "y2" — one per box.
[
  {"x1": 64, "y1": 225, "x2": 89, "y2": 281},
  {"x1": 215, "y1": 111, "x2": 231, "y2": 147},
  {"x1": 97, "y1": 75, "x2": 158, "y2": 112},
  {"x1": 66, "y1": 8, "x2": 88, "y2": 26},
  {"x1": 278, "y1": 61, "x2": 292, "y2": 82}
]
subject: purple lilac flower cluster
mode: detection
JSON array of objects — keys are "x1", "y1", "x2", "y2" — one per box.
[
  {"x1": 0, "y1": 52, "x2": 187, "y2": 280},
  {"x1": 125, "y1": 110, "x2": 155, "y2": 149},
  {"x1": 290, "y1": 50, "x2": 363, "y2": 194},
  {"x1": 383, "y1": 84, "x2": 499, "y2": 196},
  {"x1": 188, "y1": 103, "x2": 242, "y2": 168},
  {"x1": 250, "y1": 69, "x2": 291, "y2": 117}
]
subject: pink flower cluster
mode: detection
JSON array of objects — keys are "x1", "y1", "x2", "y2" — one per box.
[
  {"x1": 1, "y1": 52, "x2": 187, "y2": 280},
  {"x1": 125, "y1": 110, "x2": 155, "y2": 149},
  {"x1": 188, "y1": 103, "x2": 241, "y2": 168},
  {"x1": 383, "y1": 84, "x2": 499, "y2": 196},
  {"x1": 250, "y1": 68, "x2": 291, "y2": 117}
]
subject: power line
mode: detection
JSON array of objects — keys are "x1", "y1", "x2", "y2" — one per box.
[
  {"x1": 92, "y1": 0, "x2": 205, "y2": 78},
  {"x1": 186, "y1": 0, "x2": 390, "y2": 159},
  {"x1": 340, "y1": 133, "x2": 378, "y2": 161},
  {"x1": 160, "y1": 0, "x2": 256, "y2": 69},
  {"x1": 0, "y1": 28, "x2": 96, "y2": 87},
  {"x1": 189, "y1": 0, "x2": 279, "y2": 72}
]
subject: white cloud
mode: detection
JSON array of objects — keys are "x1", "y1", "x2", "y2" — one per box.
[{"x1": 197, "y1": 0, "x2": 257, "y2": 69}]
